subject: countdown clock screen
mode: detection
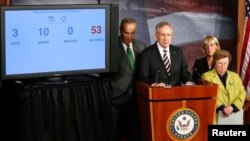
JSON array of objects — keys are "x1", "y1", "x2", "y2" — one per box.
[{"x1": 1, "y1": 5, "x2": 112, "y2": 80}]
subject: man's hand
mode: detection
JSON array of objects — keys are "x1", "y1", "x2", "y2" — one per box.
[
  {"x1": 184, "y1": 81, "x2": 194, "y2": 86},
  {"x1": 151, "y1": 82, "x2": 166, "y2": 87}
]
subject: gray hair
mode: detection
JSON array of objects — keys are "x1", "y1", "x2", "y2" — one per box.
[{"x1": 155, "y1": 21, "x2": 172, "y2": 33}]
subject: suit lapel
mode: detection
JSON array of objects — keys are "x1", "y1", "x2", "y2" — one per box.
[
  {"x1": 152, "y1": 44, "x2": 169, "y2": 75},
  {"x1": 210, "y1": 69, "x2": 228, "y2": 94},
  {"x1": 169, "y1": 46, "x2": 176, "y2": 74},
  {"x1": 132, "y1": 41, "x2": 140, "y2": 69},
  {"x1": 225, "y1": 71, "x2": 233, "y2": 94},
  {"x1": 118, "y1": 40, "x2": 132, "y2": 70},
  {"x1": 202, "y1": 57, "x2": 210, "y2": 70},
  {"x1": 120, "y1": 40, "x2": 142, "y2": 71},
  {"x1": 132, "y1": 41, "x2": 140, "y2": 57}
]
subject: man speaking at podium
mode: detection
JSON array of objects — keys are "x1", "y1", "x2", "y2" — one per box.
[{"x1": 137, "y1": 21, "x2": 193, "y2": 87}]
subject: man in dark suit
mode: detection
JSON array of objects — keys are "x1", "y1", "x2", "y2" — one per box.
[
  {"x1": 110, "y1": 17, "x2": 146, "y2": 141},
  {"x1": 138, "y1": 21, "x2": 193, "y2": 87}
]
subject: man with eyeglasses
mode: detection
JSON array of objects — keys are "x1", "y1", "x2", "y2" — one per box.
[{"x1": 137, "y1": 21, "x2": 193, "y2": 87}]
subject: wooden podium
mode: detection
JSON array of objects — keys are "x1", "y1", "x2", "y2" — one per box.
[{"x1": 136, "y1": 82, "x2": 218, "y2": 141}]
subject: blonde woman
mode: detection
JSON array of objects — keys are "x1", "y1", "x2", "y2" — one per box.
[{"x1": 192, "y1": 35, "x2": 220, "y2": 83}]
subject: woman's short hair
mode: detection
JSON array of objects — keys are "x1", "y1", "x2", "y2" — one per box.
[{"x1": 212, "y1": 49, "x2": 232, "y2": 66}]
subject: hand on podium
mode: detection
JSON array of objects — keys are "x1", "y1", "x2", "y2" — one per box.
[
  {"x1": 151, "y1": 82, "x2": 166, "y2": 87},
  {"x1": 151, "y1": 81, "x2": 194, "y2": 87},
  {"x1": 182, "y1": 81, "x2": 194, "y2": 86},
  {"x1": 151, "y1": 82, "x2": 172, "y2": 88}
]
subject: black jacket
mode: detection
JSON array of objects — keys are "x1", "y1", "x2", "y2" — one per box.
[{"x1": 137, "y1": 42, "x2": 192, "y2": 86}]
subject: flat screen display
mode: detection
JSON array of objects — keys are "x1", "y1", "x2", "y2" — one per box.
[{"x1": 1, "y1": 4, "x2": 117, "y2": 80}]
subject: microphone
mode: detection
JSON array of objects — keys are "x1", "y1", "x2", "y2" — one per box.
[{"x1": 156, "y1": 67, "x2": 161, "y2": 83}]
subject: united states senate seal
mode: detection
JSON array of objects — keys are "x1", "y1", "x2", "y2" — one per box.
[{"x1": 167, "y1": 108, "x2": 200, "y2": 140}]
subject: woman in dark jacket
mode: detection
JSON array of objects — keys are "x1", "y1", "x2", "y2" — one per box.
[{"x1": 192, "y1": 35, "x2": 220, "y2": 84}]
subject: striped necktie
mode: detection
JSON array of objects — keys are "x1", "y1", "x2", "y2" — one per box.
[
  {"x1": 163, "y1": 49, "x2": 171, "y2": 76},
  {"x1": 126, "y1": 44, "x2": 135, "y2": 70}
]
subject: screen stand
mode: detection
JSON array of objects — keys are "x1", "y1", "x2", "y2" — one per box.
[
  {"x1": 14, "y1": 77, "x2": 67, "y2": 85},
  {"x1": 31, "y1": 76, "x2": 68, "y2": 85},
  {"x1": 37, "y1": 77, "x2": 68, "y2": 85},
  {"x1": 13, "y1": 74, "x2": 101, "y2": 85}
]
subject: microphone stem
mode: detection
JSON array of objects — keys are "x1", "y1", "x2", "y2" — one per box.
[{"x1": 156, "y1": 68, "x2": 160, "y2": 83}]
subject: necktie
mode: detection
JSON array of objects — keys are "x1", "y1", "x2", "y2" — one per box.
[
  {"x1": 126, "y1": 44, "x2": 135, "y2": 70},
  {"x1": 163, "y1": 49, "x2": 171, "y2": 76}
]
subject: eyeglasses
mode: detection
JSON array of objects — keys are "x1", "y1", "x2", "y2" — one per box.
[
  {"x1": 216, "y1": 62, "x2": 229, "y2": 66},
  {"x1": 157, "y1": 33, "x2": 172, "y2": 38}
]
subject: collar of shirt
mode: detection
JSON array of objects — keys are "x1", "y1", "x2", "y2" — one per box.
[
  {"x1": 217, "y1": 71, "x2": 228, "y2": 87},
  {"x1": 157, "y1": 42, "x2": 170, "y2": 62},
  {"x1": 123, "y1": 42, "x2": 135, "y2": 58}
]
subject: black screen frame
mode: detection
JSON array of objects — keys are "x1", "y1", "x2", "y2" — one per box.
[{"x1": 0, "y1": 4, "x2": 116, "y2": 80}]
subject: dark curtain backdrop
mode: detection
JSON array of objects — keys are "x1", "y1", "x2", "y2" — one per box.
[{"x1": 0, "y1": 77, "x2": 112, "y2": 141}]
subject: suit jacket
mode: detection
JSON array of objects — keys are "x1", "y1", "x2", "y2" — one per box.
[
  {"x1": 202, "y1": 69, "x2": 246, "y2": 110},
  {"x1": 192, "y1": 57, "x2": 210, "y2": 83},
  {"x1": 110, "y1": 37, "x2": 145, "y2": 104},
  {"x1": 137, "y1": 42, "x2": 192, "y2": 86}
]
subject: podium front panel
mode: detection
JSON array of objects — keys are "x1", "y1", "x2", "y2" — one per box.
[
  {"x1": 138, "y1": 97, "x2": 216, "y2": 141},
  {"x1": 136, "y1": 82, "x2": 217, "y2": 141}
]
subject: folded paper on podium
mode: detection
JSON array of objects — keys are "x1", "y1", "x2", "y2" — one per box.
[{"x1": 136, "y1": 81, "x2": 218, "y2": 141}]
